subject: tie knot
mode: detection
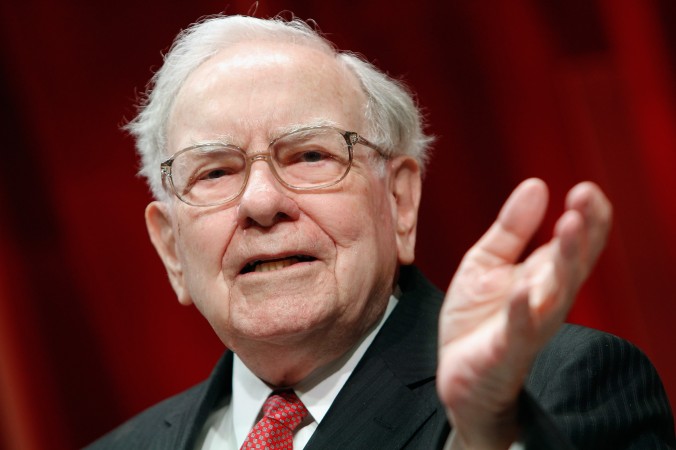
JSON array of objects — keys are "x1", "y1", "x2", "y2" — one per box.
[{"x1": 261, "y1": 390, "x2": 308, "y2": 431}]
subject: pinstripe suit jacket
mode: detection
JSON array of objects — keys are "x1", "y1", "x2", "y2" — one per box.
[{"x1": 85, "y1": 266, "x2": 676, "y2": 449}]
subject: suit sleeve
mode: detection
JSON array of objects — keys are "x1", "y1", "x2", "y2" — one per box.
[{"x1": 521, "y1": 324, "x2": 676, "y2": 449}]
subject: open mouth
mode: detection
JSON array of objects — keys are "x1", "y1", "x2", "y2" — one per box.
[{"x1": 240, "y1": 255, "x2": 316, "y2": 274}]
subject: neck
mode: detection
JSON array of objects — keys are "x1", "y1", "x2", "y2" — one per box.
[{"x1": 229, "y1": 297, "x2": 394, "y2": 386}]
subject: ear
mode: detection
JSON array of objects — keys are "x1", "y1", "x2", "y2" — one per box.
[
  {"x1": 145, "y1": 201, "x2": 193, "y2": 305},
  {"x1": 388, "y1": 156, "x2": 422, "y2": 265}
]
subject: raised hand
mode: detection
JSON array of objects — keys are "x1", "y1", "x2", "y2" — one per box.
[{"x1": 436, "y1": 178, "x2": 612, "y2": 449}]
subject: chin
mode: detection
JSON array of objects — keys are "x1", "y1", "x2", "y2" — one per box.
[{"x1": 227, "y1": 310, "x2": 334, "y2": 344}]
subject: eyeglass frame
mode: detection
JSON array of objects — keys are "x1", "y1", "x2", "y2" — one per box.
[{"x1": 160, "y1": 125, "x2": 390, "y2": 207}]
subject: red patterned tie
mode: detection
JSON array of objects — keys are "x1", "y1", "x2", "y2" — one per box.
[{"x1": 240, "y1": 390, "x2": 309, "y2": 450}]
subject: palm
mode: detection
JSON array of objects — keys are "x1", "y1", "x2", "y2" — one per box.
[{"x1": 436, "y1": 179, "x2": 612, "y2": 446}]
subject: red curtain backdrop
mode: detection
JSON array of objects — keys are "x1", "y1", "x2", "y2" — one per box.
[{"x1": 1, "y1": 1, "x2": 675, "y2": 448}]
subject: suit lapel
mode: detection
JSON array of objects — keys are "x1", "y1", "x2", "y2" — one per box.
[
  {"x1": 305, "y1": 266, "x2": 448, "y2": 449},
  {"x1": 161, "y1": 352, "x2": 234, "y2": 450}
]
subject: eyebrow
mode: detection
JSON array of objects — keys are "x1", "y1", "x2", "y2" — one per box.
[
  {"x1": 188, "y1": 118, "x2": 344, "y2": 148},
  {"x1": 274, "y1": 118, "x2": 340, "y2": 136},
  {"x1": 186, "y1": 133, "x2": 238, "y2": 148}
]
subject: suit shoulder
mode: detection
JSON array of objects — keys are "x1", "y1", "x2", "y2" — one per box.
[
  {"x1": 526, "y1": 324, "x2": 676, "y2": 448},
  {"x1": 527, "y1": 323, "x2": 658, "y2": 393},
  {"x1": 84, "y1": 381, "x2": 208, "y2": 450}
]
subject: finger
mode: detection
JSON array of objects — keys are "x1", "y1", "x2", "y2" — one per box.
[
  {"x1": 555, "y1": 209, "x2": 585, "y2": 262},
  {"x1": 565, "y1": 182, "x2": 613, "y2": 268},
  {"x1": 470, "y1": 178, "x2": 549, "y2": 267},
  {"x1": 506, "y1": 282, "x2": 537, "y2": 354},
  {"x1": 522, "y1": 183, "x2": 610, "y2": 321},
  {"x1": 528, "y1": 209, "x2": 584, "y2": 325}
]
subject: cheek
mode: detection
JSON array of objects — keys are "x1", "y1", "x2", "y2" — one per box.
[
  {"x1": 310, "y1": 182, "x2": 397, "y2": 288},
  {"x1": 311, "y1": 187, "x2": 384, "y2": 248},
  {"x1": 177, "y1": 209, "x2": 238, "y2": 286},
  {"x1": 338, "y1": 182, "x2": 394, "y2": 247}
]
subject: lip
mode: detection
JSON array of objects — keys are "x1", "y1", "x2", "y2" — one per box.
[{"x1": 239, "y1": 253, "x2": 318, "y2": 275}]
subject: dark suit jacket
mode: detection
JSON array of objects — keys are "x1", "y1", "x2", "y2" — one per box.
[{"x1": 85, "y1": 266, "x2": 676, "y2": 449}]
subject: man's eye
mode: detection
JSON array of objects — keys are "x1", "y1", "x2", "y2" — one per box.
[
  {"x1": 286, "y1": 148, "x2": 338, "y2": 165},
  {"x1": 204, "y1": 169, "x2": 227, "y2": 179},
  {"x1": 298, "y1": 150, "x2": 328, "y2": 163},
  {"x1": 197, "y1": 167, "x2": 235, "y2": 181}
]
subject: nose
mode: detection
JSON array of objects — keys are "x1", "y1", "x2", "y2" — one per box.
[{"x1": 236, "y1": 158, "x2": 300, "y2": 228}]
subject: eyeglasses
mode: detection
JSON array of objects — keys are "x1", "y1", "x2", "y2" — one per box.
[{"x1": 161, "y1": 126, "x2": 389, "y2": 207}]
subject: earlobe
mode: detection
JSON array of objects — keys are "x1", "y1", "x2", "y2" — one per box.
[
  {"x1": 389, "y1": 157, "x2": 422, "y2": 265},
  {"x1": 145, "y1": 201, "x2": 193, "y2": 305}
]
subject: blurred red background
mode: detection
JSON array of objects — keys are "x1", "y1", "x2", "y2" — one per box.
[{"x1": 1, "y1": 1, "x2": 675, "y2": 448}]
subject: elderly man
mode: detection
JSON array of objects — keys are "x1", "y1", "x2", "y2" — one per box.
[{"x1": 87, "y1": 14, "x2": 675, "y2": 450}]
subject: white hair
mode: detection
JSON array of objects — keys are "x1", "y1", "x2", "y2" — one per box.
[{"x1": 125, "y1": 14, "x2": 433, "y2": 200}]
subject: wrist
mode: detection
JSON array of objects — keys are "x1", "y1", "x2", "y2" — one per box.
[{"x1": 449, "y1": 407, "x2": 520, "y2": 450}]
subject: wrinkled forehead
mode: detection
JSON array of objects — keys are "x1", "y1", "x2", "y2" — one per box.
[{"x1": 166, "y1": 40, "x2": 368, "y2": 151}]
